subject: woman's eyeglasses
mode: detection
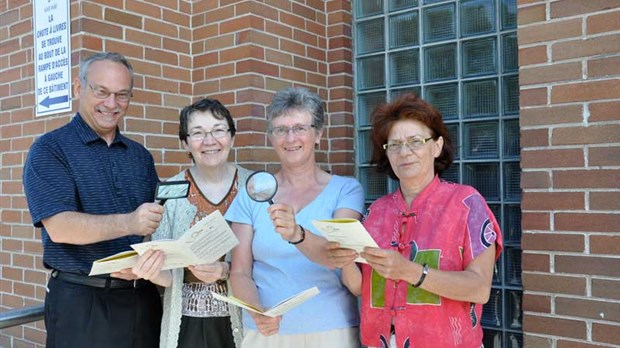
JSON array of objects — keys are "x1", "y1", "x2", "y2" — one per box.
[
  {"x1": 383, "y1": 136, "x2": 433, "y2": 153},
  {"x1": 187, "y1": 129, "x2": 230, "y2": 142},
  {"x1": 268, "y1": 124, "x2": 315, "y2": 138}
]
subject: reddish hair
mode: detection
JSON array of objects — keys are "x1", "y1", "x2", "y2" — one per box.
[{"x1": 370, "y1": 93, "x2": 454, "y2": 180}]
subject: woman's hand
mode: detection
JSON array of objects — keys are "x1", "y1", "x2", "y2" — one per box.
[
  {"x1": 188, "y1": 261, "x2": 229, "y2": 284},
  {"x1": 267, "y1": 203, "x2": 301, "y2": 243},
  {"x1": 249, "y1": 312, "x2": 282, "y2": 336},
  {"x1": 361, "y1": 247, "x2": 414, "y2": 282},
  {"x1": 325, "y1": 241, "x2": 358, "y2": 269}
]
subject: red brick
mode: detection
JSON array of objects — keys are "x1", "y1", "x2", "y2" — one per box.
[
  {"x1": 556, "y1": 213, "x2": 620, "y2": 233},
  {"x1": 557, "y1": 340, "x2": 612, "y2": 348},
  {"x1": 552, "y1": 79, "x2": 620, "y2": 103},
  {"x1": 520, "y1": 104, "x2": 581, "y2": 128},
  {"x1": 587, "y1": 10, "x2": 620, "y2": 34},
  {"x1": 588, "y1": 55, "x2": 620, "y2": 78},
  {"x1": 520, "y1": 62, "x2": 582, "y2": 85},
  {"x1": 592, "y1": 322, "x2": 620, "y2": 345},
  {"x1": 589, "y1": 101, "x2": 620, "y2": 122},
  {"x1": 556, "y1": 255, "x2": 620, "y2": 277},
  {"x1": 525, "y1": 335, "x2": 553, "y2": 348},
  {"x1": 557, "y1": 296, "x2": 620, "y2": 321},
  {"x1": 518, "y1": 18, "x2": 582, "y2": 45},
  {"x1": 220, "y1": 15, "x2": 264, "y2": 34},
  {"x1": 551, "y1": 0, "x2": 619, "y2": 18},
  {"x1": 236, "y1": 59, "x2": 278, "y2": 77},
  {"x1": 105, "y1": 40, "x2": 144, "y2": 60},
  {"x1": 554, "y1": 169, "x2": 620, "y2": 189},
  {"x1": 522, "y1": 273, "x2": 586, "y2": 295},
  {"x1": 522, "y1": 233, "x2": 584, "y2": 252},
  {"x1": 523, "y1": 293, "x2": 551, "y2": 313},
  {"x1": 522, "y1": 251, "x2": 551, "y2": 272},
  {"x1": 522, "y1": 192, "x2": 585, "y2": 210},
  {"x1": 221, "y1": 45, "x2": 265, "y2": 62},
  {"x1": 521, "y1": 171, "x2": 551, "y2": 189},
  {"x1": 590, "y1": 235, "x2": 620, "y2": 255},
  {"x1": 522, "y1": 212, "x2": 551, "y2": 230},
  {"x1": 163, "y1": 9, "x2": 190, "y2": 27},
  {"x1": 553, "y1": 34, "x2": 620, "y2": 61},
  {"x1": 590, "y1": 192, "x2": 620, "y2": 210},
  {"x1": 523, "y1": 313, "x2": 587, "y2": 339},
  {"x1": 521, "y1": 149, "x2": 584, "y2": 168},
  {"x1": 592, "y1": 278, "x2": 620, "y2": 300},
  {"x1": 518, "y1": 4, "x2": 547, "y2": 25},
  {"x1": 104, "y1": 8, "x2": 143, "y2": 29},
  {"x1": 520, "y1": 87, "x2": 547, "y2": 106},
  {"x1": 144, "y1": 18, "x2": 179, "y2": 38},
  {"x1": 145, "y1": 48, "x2": 179, "y2": 66},
  {"x1": 77, "y1": 18, "x2": 123, "y2": 39},
  {"x1": 521, "y1": 128, "x2": 549, "y2": 147}
]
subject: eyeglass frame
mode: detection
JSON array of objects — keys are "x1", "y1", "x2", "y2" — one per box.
[
  {"x1": 186, "y1": 128, "x2": 231, "y2": 142},
  {"x1": 383, "y1": 136, "x2": 434, "y2": 153},
  {"x1": 268, "y1": 124, "x2": 316, "y2": 138},
  {"x1": 87, "y1": 83, "x2": 132, "y2": 103}
]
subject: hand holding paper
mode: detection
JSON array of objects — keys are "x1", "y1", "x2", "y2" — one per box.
[
  {"x1": 211, "y1": 287, "x2": 320, "y2": 317},
  {"x1": 90, "y1": 210, "x2": 239, "y2": 276},
  {"x1": 311, "y1": 218, "x2": 378, "y2": 263}
]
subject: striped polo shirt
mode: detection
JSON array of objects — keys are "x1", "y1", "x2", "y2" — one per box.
[{"x1": 23, "y1": 113, "x2": 160, "y2": 274}]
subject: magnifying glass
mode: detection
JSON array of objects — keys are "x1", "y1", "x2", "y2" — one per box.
[
  {"x1": 155, "y1": 180, "x2": 191, "y2": 205},
  {"x1": 245, "y1": 171, "x2": 278, "y2": 204}
]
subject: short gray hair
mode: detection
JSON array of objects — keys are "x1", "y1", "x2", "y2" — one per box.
[
  {"x1": 79, "y1": 52, "x2": 134, "y2": 89},
  {"x1": 266, "y1": 87, "x2": 325, "y2": 131}
]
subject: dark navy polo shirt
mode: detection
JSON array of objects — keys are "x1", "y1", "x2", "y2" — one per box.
[{"x1": 23, "y1": 113, "x2": 160, "y2": 274}]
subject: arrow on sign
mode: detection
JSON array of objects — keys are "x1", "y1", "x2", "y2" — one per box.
[{"x1": 39, "y1": 95, "x2": 69, "y2": 108}]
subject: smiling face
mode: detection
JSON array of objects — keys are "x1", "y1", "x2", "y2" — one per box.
[
  {"x1": 268, "y1": 109, "x2": 322, "y2": 168},
  {"x1": 183, "y1": 110, "x2": 234, "y2": 169},
  {"x1": 73, "y1": 60, "x2": 132, "y2": 143},
  {"x1": 387, "y1": 119, "x2": 444, "y2": 187}
]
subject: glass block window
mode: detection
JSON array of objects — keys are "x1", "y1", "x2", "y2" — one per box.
[{"x1": 354, "y1": 1, "x2": 521, "y2": 346}]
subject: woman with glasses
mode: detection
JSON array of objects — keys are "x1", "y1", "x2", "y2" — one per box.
[
  {"x1": 225, "y1": 87, "x2": 365, "y2": 348},
  {"x1": 132, "y1": 98, "x2": 252, "y2": 348},
  {"x1": 327, "y1": 93, "x2": 503, "y2": 348}
]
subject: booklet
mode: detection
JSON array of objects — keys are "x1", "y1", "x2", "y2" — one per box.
[
  {"x1": 311, "y1": 218, "x2": 379, "y2": 263},
  {"x1": 89, "y1": 210, "x2": 239, "y2": 276},
  {"x1": 211, "y1": 286, "x2": 320, "y2": 317}
]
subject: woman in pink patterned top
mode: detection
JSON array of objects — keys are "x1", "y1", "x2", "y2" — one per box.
[{"x1": 327, "y1": 93, "x2": 503, "y2": 348}]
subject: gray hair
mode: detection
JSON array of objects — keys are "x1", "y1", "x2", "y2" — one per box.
[
  {"x1": 78, "y1": 52, "x2": 134, "y2": 89},
  {"x1": 266, "y1": 87, "x2": 325, "y2": 131}
]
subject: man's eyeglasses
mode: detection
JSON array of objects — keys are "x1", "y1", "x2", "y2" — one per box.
[
  {"x1": 268, "y1": 124, "x2": 315, "y2": 138},
  {"x1": 87, "y1": 84, "x2": 132, "y2": 103},
  {"x1": 187, "y1": 129, "x2": 230, "y2": 142},
  {"x1": 383, "y1": 136, "x2": 434, "y2": 153}
]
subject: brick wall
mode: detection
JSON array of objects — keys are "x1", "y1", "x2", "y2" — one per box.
[
  {"x1": 0, "y1": 1, "x2": 353, "y2": 347},
  {"x1": 518, "y1": 0, "x2": 620, "y2": 346}
]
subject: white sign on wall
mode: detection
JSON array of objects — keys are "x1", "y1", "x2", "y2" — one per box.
[{"x1": 34, "y1": 0, "x2": 72, "y2": 117}]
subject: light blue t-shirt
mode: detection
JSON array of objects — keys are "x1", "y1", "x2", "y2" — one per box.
[{"x1": 225, "y1": 175, "x2": 365, "y2": 334}]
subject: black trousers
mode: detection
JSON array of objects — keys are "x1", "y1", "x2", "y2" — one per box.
[
  {"x1": 177, "y1": 315, "x2": 236, "y2": 348},
  {"x1": 45, "y1": 275, "x2": 162, "y2": 348}
]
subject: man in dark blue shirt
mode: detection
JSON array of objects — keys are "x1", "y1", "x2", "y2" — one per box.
[{"x1": 23, "y1": 52, "x2": 164, "y2": 348}]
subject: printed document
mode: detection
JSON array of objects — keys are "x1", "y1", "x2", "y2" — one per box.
[
  {"x1": 89, "y1": 210, "x2": 239, "y2": 275},
  {"x1": 211, "y1": 287, "x2": 320, "y2": 317},
  {"x1": 311, "y1": 218, "x2": 379, "y2": 263}
]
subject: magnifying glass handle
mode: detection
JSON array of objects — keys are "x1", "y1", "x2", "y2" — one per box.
[
  {"x1": 159, "y1": 199, "x2": 167, "y2": 206},
  {"x1": 268, "y1": 199, "x2": 274, "y2": 205}
]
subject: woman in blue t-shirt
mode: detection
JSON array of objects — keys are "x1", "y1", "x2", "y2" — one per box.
[{"x1": 225, "y1": 87, "x2": 365, "y2": 348}]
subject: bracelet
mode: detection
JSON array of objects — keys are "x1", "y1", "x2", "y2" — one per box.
[
  {"x1": 288, "y1": 225, "x2": 306, "y2": 245},
  {"x1": 413, "y1": 263, "x2": 429, "y2": 288}
]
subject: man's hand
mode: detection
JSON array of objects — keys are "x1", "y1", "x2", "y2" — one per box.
[{"x1": 128, "y1": 202, "x2": 164, "y2": 236}]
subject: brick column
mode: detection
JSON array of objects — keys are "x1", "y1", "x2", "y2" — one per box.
[{"x1": 518, "y1": 0, "x2": 620, "y2": 346}]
